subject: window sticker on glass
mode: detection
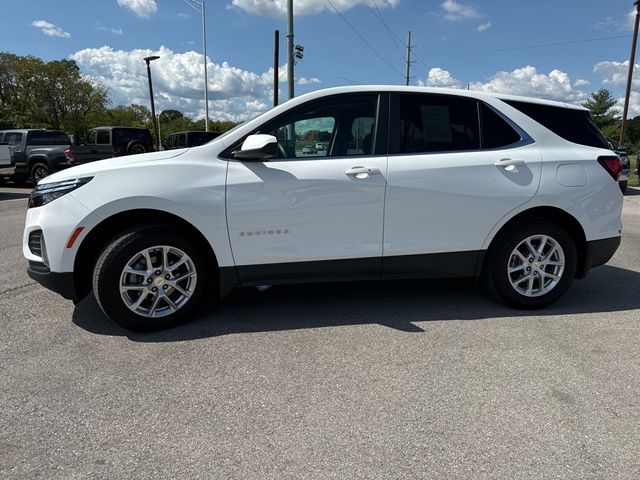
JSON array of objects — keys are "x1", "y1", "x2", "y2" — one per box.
[{"x1": 421, "y1": 105, "x2": 452, "y2": 143}]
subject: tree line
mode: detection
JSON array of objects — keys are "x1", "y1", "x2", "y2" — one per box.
[
  {"x1": 2, "y1": 51, "x2": 640, "y2": 150},
  {"x1": 0, "y1": 52, "x2": 237, "y2": 142}
]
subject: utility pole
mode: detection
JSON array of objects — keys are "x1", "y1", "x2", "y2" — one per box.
[
  {"x1": 405, "y1": 31, "x2": 412, "y2": 86},
  {"x1": 201, "y1": 0, "x2": 209, "y2": 131},
  {"x1": 620, "y1": 0, "x2": 640, "y2": 146},
  {"x1": 143, "y1": 55, "x2": 160, "y2": 151},
  {"x1": 287, "y1": 0, "x2": 294, "y2": 100},
  {"x1": 274, "y1": 30, "x2": 279, "y2": 107}
]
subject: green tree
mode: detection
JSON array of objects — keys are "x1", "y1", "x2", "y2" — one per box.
[
  {"x1": 583, "y1": 89, "x2": 618, "y2": 130},
  {"x1": 0, "y1": 52, "x2": 109, "y2": 135}
]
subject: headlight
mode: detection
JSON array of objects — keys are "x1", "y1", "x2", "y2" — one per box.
[{"x1": 28, "y1": 177, "x2": 93, "y2": 208}]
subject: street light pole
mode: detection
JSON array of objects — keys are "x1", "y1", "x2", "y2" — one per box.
[
  {"x1": 143, "y1": 55, "x2": 160, "y2": 151},
  {"x1": 620, "y1": 0, "x2": 640, "y2": 146},
  {"x1": 287, "y1": 0, "x2": 294, "y2": 100},
  {"x1": 182, "y1": 0, "x2": 210, "y2": 131}
]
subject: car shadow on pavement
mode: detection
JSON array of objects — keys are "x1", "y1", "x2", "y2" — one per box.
[
  {"x1": 0, "y1": 191, "x2": 30, "y2": 201},
  {"x1": 72, "y1": 264, "x2": 640, "y2": 342},
  {"x1": 624, "y1": 186, "x2": 639, "y2": 196}
]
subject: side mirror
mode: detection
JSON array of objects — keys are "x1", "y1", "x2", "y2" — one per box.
[{"x1": 233, "y1": 134, "x2": 278, "y2": 160}]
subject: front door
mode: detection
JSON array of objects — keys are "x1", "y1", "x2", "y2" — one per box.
[{"x1": 226, "y1": 93, "x2": 388, "y2": 284}]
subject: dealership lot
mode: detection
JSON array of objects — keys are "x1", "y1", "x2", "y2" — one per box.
[{"x1": 1, "y1": 185, "x2": 639, "y2": 479}]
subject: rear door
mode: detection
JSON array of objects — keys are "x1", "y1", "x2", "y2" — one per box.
[
  {"x1": 383, "y1": 92, "x2": 542, "y2": 277},
  {"x1": 225, "y1": 93, "x2": 389, "y2": 283}
]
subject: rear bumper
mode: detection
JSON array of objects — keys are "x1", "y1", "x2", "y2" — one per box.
[
  {"x1": 27, "y1": 261, "x2": 76, "y2": 301},
  {"x1": 577, "y1": 236, "x2": 621, "y2": 278}
]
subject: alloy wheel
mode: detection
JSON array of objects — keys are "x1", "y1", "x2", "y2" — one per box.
[{"x1": 119, "y1": 245, "x2": 197, "y2": 318}]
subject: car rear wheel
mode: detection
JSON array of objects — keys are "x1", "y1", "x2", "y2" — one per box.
[
  {"x1": 484, "y1": 221, "x2": 577, "y2": 309},
  {"x1": 30, "y1": 163, "x2": 50, "y2": 184},
  {"x1": 128, "y1": 142, "x2": 147, "y2": 155},
  {"x1": 93, "y1": 226, "x2": 207, "y2": 331}
]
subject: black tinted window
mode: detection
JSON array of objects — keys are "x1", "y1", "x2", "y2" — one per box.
[
  {"x1": 114, "y1": 129, "x2": 152, "y2": 144},
  {"x1": 96, "y1": 131, "x2": 110, "y2": 144},
  {"x1": 189, "y1": 131, "x2": 218, "y2": 146},
  {"x1": 398, "y1": 94, "x2": 479, "y2": 153},
  {"x1": 52, "y1": 131, "x2": 70, "y2": 145},
  {"x1": 480, "y1": 103, "x2": 521, "y2": 149},
  {"x1": 29, "y1": 131, "x2": 52, "y2": 145},
  {"x1": 504, "y1": 100, "x2": 608, "y2": 149}
]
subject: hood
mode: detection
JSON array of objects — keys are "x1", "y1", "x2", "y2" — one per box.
[{"x1": 40, "y1": 148, "x2": 190, "y2": 184}]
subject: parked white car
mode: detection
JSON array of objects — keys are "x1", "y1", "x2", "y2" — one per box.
[{"x1": 24, "y1": 86, "x2": 623, "y2": 331}]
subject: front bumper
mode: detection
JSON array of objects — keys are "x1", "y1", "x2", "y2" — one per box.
[{"x1": 27, "y1": 261, "x2": 77, "y2": 300}]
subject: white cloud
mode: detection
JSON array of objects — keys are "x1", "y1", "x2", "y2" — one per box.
[
  {"x1": 117, "y1": 0, "x2": 157, "y2": 19},
  {"x1": 628, "y1": 8, "x2": 637, "y2": 30},
  {"x1": 70, "y1": 46, "x2": 320, "y2": 121},
  {"x1": 468, "y1": 66, "x2": 587, "y2": 103},
  {"x1": 96, "y1": 25, "x2": 124, "y2": 36},
  {"x1": 616, "y1": 91, "x2": 640, "y2": 117},
  {"x1": 594, "y1": 10, "x2": 637, "y2": 31},
  {"x1": 229, "y1": 0, "x2": 399, "y2": 17},
  {"x1": 419, "y1": 67, "x2": 462, "y2": 89},
  {"x1": 574, "y1": 78, "x2": 590, "y2": 87},
  {"x1": 594, "y1": 60, "x2": 639, "y2": 88},
  {"x1": 475, "y1": 22, "x2": 491, "y2": 32},
  {"x1": 441, "y1": 0, "x2": 479, "y2": 21},
  {"x1": 31, "y1": 20, "x2": 70, "y2": 38}
]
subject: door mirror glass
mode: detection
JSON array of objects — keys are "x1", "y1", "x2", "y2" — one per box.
[{"x1": 234, "y1": 134, "x2": 278, "y2": 160}]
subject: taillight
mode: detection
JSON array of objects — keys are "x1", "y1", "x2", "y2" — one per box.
[
  {"x1": 598, "y1": 155, "x2": 622, "y2": 181},
  {"x1": 64, "y1": 148, "x2": 73, "y2": 162}
]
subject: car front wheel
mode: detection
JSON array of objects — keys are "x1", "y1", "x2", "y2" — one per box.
[
  {"x1": 485, "y1": 221, "x2": 577, "y2": 309},
  {"x1": 93, "y1": 226, "x2": 207, "y2": 331}
]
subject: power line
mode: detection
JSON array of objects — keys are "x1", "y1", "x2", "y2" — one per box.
[
  {"x1": 363, "y1": 0, "x2": 405, "y2": 61},
  {"x1": 326, "y1": 0, "x2": 406, "y2": 79},
  {"x1": 421, "y1": 34, "x2": 632, "y2": 58}
]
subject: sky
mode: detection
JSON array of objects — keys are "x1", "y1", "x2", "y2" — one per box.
[{"x1": 1, "y1": 0, "x2": 639, "y2": 121}]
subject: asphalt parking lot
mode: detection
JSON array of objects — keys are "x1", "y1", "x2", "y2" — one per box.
[{"x1": 1, "y1": 184, "x2": 639, "y2": 479}]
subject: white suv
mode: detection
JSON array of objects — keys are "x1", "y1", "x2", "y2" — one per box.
[{"x1": 23, "y1": 86, "x2": 623, "y2": 331}]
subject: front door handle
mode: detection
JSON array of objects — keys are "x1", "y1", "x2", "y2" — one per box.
[
  {"x1": 345, "y1": 166, "x2": 381, "y2": 178},
  {"x1": 494, "y1": 158, "x2": 526, "y2": 171}
]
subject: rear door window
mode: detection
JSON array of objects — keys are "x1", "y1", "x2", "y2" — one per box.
[
  {"x1": 5, "y1": 132, "x2": 23, "y2": 146},
  {"x1": 396, "y1": 94, "x2": 480, "y2": 154},
  {"x1": 52, "y1": 132, "x2": 71, "y2": 145},
  {"x1": 96, "y1": 131, "x2": 110, "y2": 145},
  {"x1": 480, "y1": 103, "x2": 522, "y2": 149},
  {"x1": 28, "y1": 131, "x2": 53, "y2": 145}
]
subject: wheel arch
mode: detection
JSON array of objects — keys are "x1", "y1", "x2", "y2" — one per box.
[
  {"x1": 27, "y1": 155, "x2": 52, "y2": 170},
  {"x1": 480, "y1": 206, "x2": 588, "y2": 279},
  {"x1": 73, "y1": 209, "x2": 230, "y2": 301}
]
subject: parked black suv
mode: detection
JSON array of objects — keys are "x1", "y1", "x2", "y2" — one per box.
[
  {"x1": 65, "y1": 126, "x2": 154, "y2": 166},
  {"x1": 0, "y1": 129, "x2": 71, "y2": 183},
  {"x1": 163, "y1": 130, "x2": 220, "y2": 150}
]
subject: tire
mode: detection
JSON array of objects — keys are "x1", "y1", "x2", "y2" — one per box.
[
  {"x1": 484, "y1": 221, "x2": 577, "y2": 309},
  {"x1": 92, "y1": 225, "x2": 207, "y2": 331},
  {"x1": 619, "y1": 180, "x2": 627, "y2": 194},
  {"x1": 127, "y1": 142, "x2": 147, "y2": 155},
  {"x1": 30, "y1": 162, "x2": 50, "y2": 184}
]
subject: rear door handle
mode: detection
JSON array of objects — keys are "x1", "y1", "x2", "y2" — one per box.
[
  {"x1": 345, "y1": 166, "x2": 381, "y2": 178},
  {"x1": 494, "y1": 158, "x2": 525, "y2": 170}
]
